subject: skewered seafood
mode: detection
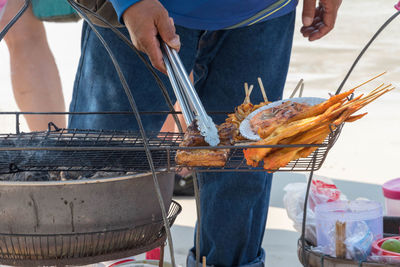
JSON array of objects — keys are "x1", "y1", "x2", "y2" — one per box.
[
  {"x1": 176, "y1": 73, "x2": 393, "y2": 170},
  {"x1": 226, "y1": 82, "x2": 270, "y2": 140},
  {"x1": 250, "y1": 101, "x2": 310, "y2": 135},
  {"x1": 244, "y1": 82, "x2": 394, "y2": 170}
]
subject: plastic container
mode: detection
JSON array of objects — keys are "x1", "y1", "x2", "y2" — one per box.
[
  {"x1": 0, "y1": 0, "x2": 7, "y2": 21},
  {"x1": 315, "y1": 200, "x2": 383, "y2": 249},
  {"x1": 299, "y1": 217, "x2": 400, "y2": 266},
  {"x1": 383, "y1": 178, "x2": 400, "y2": 216},
  {"x1": 395, "y1": 1, "x2": 400, "y2": 11}
]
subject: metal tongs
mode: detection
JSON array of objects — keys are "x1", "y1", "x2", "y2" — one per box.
[{"x1": 162, "y1": 42, "x2": 220, "y2": 146}]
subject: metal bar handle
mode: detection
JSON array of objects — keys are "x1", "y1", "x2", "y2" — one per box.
[
  {"x1": 170, "y1": 48, "x2": 209, "y2": 119},
  {"x1": 162, "y1": 43, "x2": 220, "y2": 146},
  {"x1": 162, "y1": 50, "x2": 194, "y2": 124}
]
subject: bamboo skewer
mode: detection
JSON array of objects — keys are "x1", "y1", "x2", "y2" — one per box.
[
  {"x1": 248, "y1": 85, "x2": 254, "y2": 97},
  {"x1": 257, "y1": 77, "x2": 268, "y2": 102},
  {"x1": 369, "y1": 82, "x2": 386, "y2": 95},
  {"x1": 244, "y1": 83, "x2": 254, "y2": 104},
  {"x1": 335, "y1": 221, "x2": 347, "y2": 259},
  {"x1": 349, "y1": 71, "x2": 386, "y2": 91},
  {"x1": 290, "y1": 79, "x2": 304, "y2": 99},
  {"x1": 244, "y1": 80, "x2": 396, "y2": 169},
  {"x1": 244, "y1": 83, "x2": 250, "y2": 104}
]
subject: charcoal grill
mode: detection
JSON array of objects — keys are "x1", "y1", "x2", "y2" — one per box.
[
  {"x1": 0, "y1": 127, "x2": 183, "y2": 174},
  {"x1": 0, "y1": 0, "x2": 345, "y2": 262},
  {"x1": 0, "y1": 201, "x2": 180, "y2": 267},
  {"x1": 0, "y1": 172, "x2": 180, "y2": 266},
  {"x1": 1, "y1": 0, "x2": 388, "y2": 266}
]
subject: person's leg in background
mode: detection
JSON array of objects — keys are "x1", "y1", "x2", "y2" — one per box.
[
  {"x1": 1, "y1": 0, "x2": 66, "y2": 131},
  {"x1": 187, "y1": 11, "x2": 296, "y2": 266}
]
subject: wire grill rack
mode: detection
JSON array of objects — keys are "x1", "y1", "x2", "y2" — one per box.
[
  {"x1": 0, "y1": 123, "x2": 342, "y2": 174},
  {"x1": 0, "y1": 129, "x2": 183, "y2": 173},
  {"x1": 0, "y1": 201, "x2": 181, "y2": 266}
]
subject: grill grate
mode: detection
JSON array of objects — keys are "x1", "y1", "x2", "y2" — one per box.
[
  {"x1": 0, "y1": 125, "x2": 342, "y2": 174},
  {"x1": 193, "y1": 125, "x2": 341, "y2": 172},
  {"x1": 0, "y1": 129, "x2": 183, "y2": 173},
  {"x1": 0, "y1": 201, "x2": 181, "y2": 266}
]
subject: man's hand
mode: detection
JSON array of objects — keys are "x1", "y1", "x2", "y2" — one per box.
[
  {"x1": 122, "y1": 0, "x2": 180, "y2": 73},
  {"x1": 301, "y1": 0, "x2": 342, "y2": 41}
]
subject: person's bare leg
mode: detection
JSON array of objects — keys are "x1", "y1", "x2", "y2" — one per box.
[
  {"x1": 160, "y1": 72, "x2": 194, "y2": 133},
  {"x1": 160, "y1": 101, "x2": 187, "y2": 133},
  {"x1": 2, "y1": 0, "x2": 66, "y2": 131}
]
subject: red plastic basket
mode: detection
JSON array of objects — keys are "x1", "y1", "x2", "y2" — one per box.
[{"x1": 371, "y1": 236, "x2": 400, "y2": 259}]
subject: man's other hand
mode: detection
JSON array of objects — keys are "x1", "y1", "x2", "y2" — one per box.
[
  {"x1": 122, "y1": 0, "x2": 180, "y2": 73},
  {"x1": 301, "y1": 0, "x2": 342, "y2": 41}
]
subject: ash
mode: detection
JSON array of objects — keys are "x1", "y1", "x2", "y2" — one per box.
[{"x1": 0, "y1": 171, "x2": 133, "y2": 182}]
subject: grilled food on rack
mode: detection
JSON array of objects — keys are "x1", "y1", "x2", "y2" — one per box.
[
  {"x1": 175, "y1": 121, "x2": 237, "y2": 167},
  {"x1": 180, "y1": 121, "x2": 238, "y2": 147},
  {"x1": 250, "y1": 101, "x2": 310, "y2": 135},
  {"x1": 175, "y1": 100, "x2": 270, "y2": 166},
  {"x1": 244, "y1": 82, "x2": 394, "y2": 170},
  {"x1": 176, "y1": 81, "x2": 269, "y2": 167},
  {"x1": 176, "y1": 73, "x2": 394, "y2": 170},
  {"x1": 226, "y1": 83, "x2": 270, "y2": 140}
]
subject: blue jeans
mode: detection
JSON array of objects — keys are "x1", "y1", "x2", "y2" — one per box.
[{"x1": 69, "y1": 11, "x2": 295, "y2": 267}]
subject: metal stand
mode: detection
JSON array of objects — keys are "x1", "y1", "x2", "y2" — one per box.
[
  {"x1": 301, "y1": 154, "x2": 318, "y2": 267},
  {"x1": 0, "y1": 0, "x2": 30, "y2": 41},
  {"x1": 1, "y1": 2, "x2": 372, "y2": 266},
  {"x1": 193, "y1": 172, "x2": 202, "y2": 267},
  {"x1": 159, "y1": 245, "x2": 165, "y2": 267}
]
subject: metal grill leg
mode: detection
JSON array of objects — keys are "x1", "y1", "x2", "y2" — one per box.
[
  {"x1": 301, "y1": 153, "x2": 317, "y2": 267},
  {"x1": 159, "y1": 245, "x2": 164, "y2": 267},
  {"x1": 193, "y1": 172, "x2": 201, "y2": 267}
]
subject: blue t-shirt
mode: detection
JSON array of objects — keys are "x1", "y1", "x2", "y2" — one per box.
[{"x1": 110, "y1": 0, "x2": 298, "y2": 30}]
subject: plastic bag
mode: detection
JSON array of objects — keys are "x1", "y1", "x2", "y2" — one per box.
[
  {"x1": 345, "y1": 221, "x2": 374, "y2": 261},
  {"x1": 309, "y1": 178, "x2": 342, "y2": 210},
  {"x1": 283, "y1": 177, "x2": 346, "y2": 245},
  {"x1": 312, "y1": 221, "x2": 374, "y2": 260}
]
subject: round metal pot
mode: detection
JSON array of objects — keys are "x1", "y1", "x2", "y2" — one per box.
[{"x1": 0, "y1": 172, "x2": 174, "y2": 234}]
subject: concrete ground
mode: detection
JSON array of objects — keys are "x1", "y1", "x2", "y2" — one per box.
[{"x1": 0, "y1": 0, "x2": 399, "y2": 266}]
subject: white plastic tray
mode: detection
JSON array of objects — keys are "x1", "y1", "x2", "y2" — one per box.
[{"x1": 239, "y1": 97, "x2": 326, "y2": 141}]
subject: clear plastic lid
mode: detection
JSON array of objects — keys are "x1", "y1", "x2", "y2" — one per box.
[{"x1": 315, "y1": 200, "x2": 383, "y2": 222}]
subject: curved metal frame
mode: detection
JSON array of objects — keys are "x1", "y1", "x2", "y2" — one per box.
[
  {"x1": 300, "y1": 9, "x2": 400, "y2": 267},
  {"x1": 2, "y1": 2, "x2": 398, "y2": 267}
]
